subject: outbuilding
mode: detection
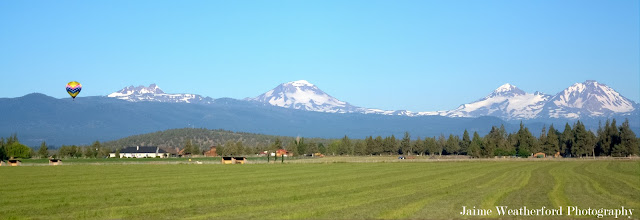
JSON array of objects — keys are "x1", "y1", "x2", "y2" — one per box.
[
  {"x1": 8, "y1": 159, "x2": 21, "y2": 166},
  {"x1": 110, "y1": 146, "x2": 168, "y2": 158},
  {"x1": 49, "y1": 159, "x2": 62, "y2": 166}
]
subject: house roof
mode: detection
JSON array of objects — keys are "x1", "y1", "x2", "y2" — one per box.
[{"x1": 118, "y1": 146, "x2": 167, "y2": 154}]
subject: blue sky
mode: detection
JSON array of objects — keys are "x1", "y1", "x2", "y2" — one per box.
[{"x1": 1, "y1": 0, "x2": 638, "y2": 111}]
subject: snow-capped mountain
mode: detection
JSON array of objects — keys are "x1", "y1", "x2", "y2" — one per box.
[
  {"x1": 107, "y1": 84, "x2": 214, "y2": 104},
  {"x1": 539, "y1": 80, "x2": 637, "y2": 119},
  {"x1": 105, "y1": 80, "x2": 637, "y2": 121},
  {"x1": 246, "y1": 80, "x2": 361, "y2": 113},
  {"x1": 441, "y1": 83, "x2": 551, "y2": 120}
]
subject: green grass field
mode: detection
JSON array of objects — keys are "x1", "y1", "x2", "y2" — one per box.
[{"x1": 1, "y1": 160, "x2": 638, "y2": 219}]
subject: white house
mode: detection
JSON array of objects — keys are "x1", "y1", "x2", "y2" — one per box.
[{"x1": 110, "y1": 146, "x2": 168, "y2": 158}]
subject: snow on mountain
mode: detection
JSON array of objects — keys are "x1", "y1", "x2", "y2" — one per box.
[
  {"x1": 107, "y1": 84, "x2": 214, "y2": 104},
  {"x1": 540, "y1": 80, "x2": 636, "y2": 119},
  {"x1": 246, "y1": 80, "x2": 362, "y2": 113},
  {"x1": 441, "y1": 83, "x2": 551, "y2": 120}
]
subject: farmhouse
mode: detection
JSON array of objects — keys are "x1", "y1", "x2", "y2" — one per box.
[
  {"x1": 276, "y1": 149, "x2": 293, "y2": 157},
  {"x1": 110, "y1": 146, "x2": 168, "y2": 158},
  {"x1": 204, "y1": 146, "x2": 217, "y2": 157}
]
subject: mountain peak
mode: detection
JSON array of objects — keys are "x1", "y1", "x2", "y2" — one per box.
[
  {"x1": 494, "y1": 83, "x2": 516, "y2": 93},
  {"x1": 488, "y1": 83, "x2": 526, "y2": 97},
  {"x1": 107, "y1": 84, "x2": 213, "y2": 104},
  {"x1": 543, "y1": 80, "x2": 636, "y2": 118},
  {"x1": 248, "y1": 80, "x2": 359, "y2": 113},
  {"x1": 286, "y1": 80, "x2": 314, "y2": 87}
]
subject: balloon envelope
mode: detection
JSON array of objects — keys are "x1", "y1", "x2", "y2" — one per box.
[{"x1": 66, "y1": 81, "x2": 82, "y2": 99}]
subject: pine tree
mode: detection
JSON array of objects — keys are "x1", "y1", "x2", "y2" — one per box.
[
  {"x1": 445, "y1": 134, "x2": 460, "y2": 155},
  {"x1": 0, "y1": 138, "x2": 6, "y2": 160},
  {"x1": 469, "y1": 131, "x2": 483, "y2": 158},
  {"x1": 400, "y1": 132, "x2": 411, "y2": 155},
  {"x1": 436, "y1": 134, "x2": 446, "y2": 155},
  {"x1": 340, "y1": 135, "x2": 352, "y2": 155},
  {"x1": 364, "y1": 136, "x2": 375, "y2": 155},
  {"x1": 596, "y1": 120, "x2": 611, "y2": 156},
  {"x1": 561, "y1": 123, "x2": 574, "y2": 157},
  {"x1": 373, "y1": 136, "x2": 383, "y2": 155},
  {"x1": 619, "y1": 119, "x2": 638, "y2": 156},
  {"x1": 572, "y1": 121, "x2": 591, "y2": 157},
  {"x1": 425, "y1": 137, "x2": 438, "y2": 156},
  {"x1": 413, "y1": 137, "x2": 425, "y2": 156},
  {"x1": 354, "y1": 141, "x2": 367, "y2": 156},
  {"x1": 38, "y1": 141, "x2": 49, "y2": 158},
  {"x1": 460, "y1": 130, "x2": 471, "y2": 155},
  {"x1": 545, "y1": 124, "x2": 560, "y2": 156}
]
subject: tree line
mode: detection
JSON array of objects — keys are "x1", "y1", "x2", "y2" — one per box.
[
  {"x1": 306, "y1": 119, "x2": 638, "y2": 158},
  {"x1": 2, "y1": 118, "x2": 638, "y2": 159}
]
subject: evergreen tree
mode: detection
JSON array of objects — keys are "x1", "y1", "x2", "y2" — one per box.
[
  {"x1": 544, "y1": 124, "x2": 561, "y2": 156},
  {"x1": 607, "y1": 119, "x2": 621, "y2": 155},
  {"x1": 383, "y1": 135, "x2": 398, "y2": 155},
  {"x1": 469, "y1": 132, "x2": 483, "y2": 158},
  {"x1": 424, "y1": 137, "x2": 438, "y2": 156},
  {"x1": 400, "y1": 132, "x2": 411, "y2": 155},
  {"x1": 373, "y1": 136, "x2": 384, "y2": 155},
  {"x1": 295, "y1": 137, "x2": 307, "y2": 156},
  {"x1": 460, "y1": 130, "x2": 471, "y2": 155},
  {"x1": 317, "y1": 143, "x2": 326, "y2": 154},
  {"x1": 561, "y1": 123, "x2": 574, "y2": 157},
  {"x1": 364, "y1": 136, "x2": 375, "y2": 155},
  {"x1": 445, "y1": 134, "x2": 460, "y2": 155},
  {"x1": 354, "y1": 141, "x2": 367, "y2": 156},
  {"x1": 572, "y1": 121, "x2": 592, "y2": 157},
  {"x1": 619, "y1": 119, "x2": 638, "y2": 156},
  {"x1": 0, "y1": 138, "x2": 6, "y2": 160},
  {"x1": 484, "y1": 126, "x2": 500, "y2": 156},
  {"x1": 515, "y1": 122, "x2": 535, "y2": 157},
  {"x1": 38, "y1": 141, "x2": 49, "y2": 158},
  {"x1": 340, "y1": 135, "x2": 352, "y2": 155},
  {"x1": 436, "y1": 134, "x2": 446, "y2": 155},
  {"x1": 413, "y1": 137, "x2": 425, "y2": 156}
]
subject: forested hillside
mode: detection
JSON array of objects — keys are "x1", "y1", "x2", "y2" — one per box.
[{"x1": 102, "y1": 128, "x2": 334, "y2": 152}]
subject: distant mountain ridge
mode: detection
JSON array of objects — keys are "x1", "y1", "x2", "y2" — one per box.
[
  {"x1": 106, "y1": 80, "x2": 638, "y2": 121},
  {"x1": 108, "y1": 84, "x2": 214, "y2": 104}
]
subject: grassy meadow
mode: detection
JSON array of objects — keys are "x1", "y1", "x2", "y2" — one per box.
[{"x1": 0, "y1": 159, "x2": 638, "y2": 219}]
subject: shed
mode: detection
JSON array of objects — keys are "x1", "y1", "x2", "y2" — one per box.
[
  {"x1": 221, "y1": 156, "x2": 247, "y2": 164},
  {"x1": 234, "y1": 157, "x2": 247, "y2": 164},
  {"x1": 8, "y1": 159, "x2": 21, "y2": 166},
  {"x1": 49, "y1": 159, "x2": 62, "y2": 166},
  {"x1": 533, "y1": 152, "x2": 546, "y2": 158},
  {"x1": 221, "y1": 157, "x2": 234, "y2": 164}
]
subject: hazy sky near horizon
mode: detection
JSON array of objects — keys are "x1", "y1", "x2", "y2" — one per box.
[{"x1": 1, "y1": 0, "x2": 638, "y2": 111}]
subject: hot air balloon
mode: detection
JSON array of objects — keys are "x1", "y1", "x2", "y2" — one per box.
[{"x1": 66, "y1": 81, "x2": 82, "y2": 101}]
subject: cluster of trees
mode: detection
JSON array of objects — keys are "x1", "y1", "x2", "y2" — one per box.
[
  {"x1": 123, "y1": 119, "x2": 640, "y2": 158},
  {"x1": 308, "y1": 119, "x2": 637, "y2": 158},
  {"x1": 0, "y1": 134, "x2": 32, "y2": 160},
  {"x1": 56, "y1": 141, "x2": 111, "y2": 158}
]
